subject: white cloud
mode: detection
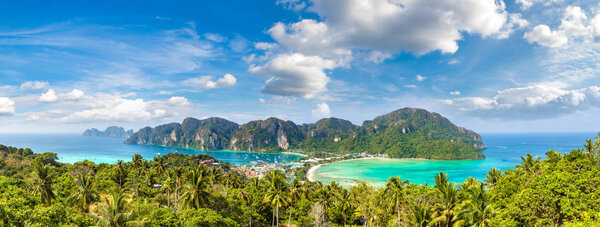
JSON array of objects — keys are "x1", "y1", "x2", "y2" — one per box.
[
  {"x1": 524, "y1": 6, "x2": 598, "y2": 47},
  {"x1": 404, "y1": 85, "x2": 417, "y2": 88},
  {"x1": 515, "y1": 0, "x2": 564, "y2": 10},
  {"x1": 167, "y1": 96, "x2": 190, "y2": 106},
  {"x1": 39, "y1": 89, "x2": 85, "y2": 102},
  {"x1": 184, "y1": 74, "x2": 237, "y2": 90},
  {"x1": 277, "y1": 0, "x2": 306, "y2": 12},
  {"x1": 449, "y1": 91, "x2": 461, "y2": 95},
  {"x1": 255, "y1": 42, "x2": 278, "y2": 50},
  {"x1": 0, "y1": 97, "x2": 15, "y2": 116},
  {"x1": 270, "y1": 0, "x2": 511, "y2": 56},
  {"x1": 258, "y1": 98, "x2": 267, "y2": 103},
  {"x1": 443, "y1": 84, "x2": 600, "y2": 119},
  {"x1": 204, "y1": 33, "x2": 226, "y2": 42},
  {"x1": 39, "y1": 89, "x2": 59, "y2": 102},
  {"x1": 20, "y1": 81, "x2": 49, "y2": 90},
  {"x1": 524, "y1": 25, "x2": 568, "y2": 47},
  {"x1": 249, "y1": 53, "x2": 336, "y2": 98},
  {"x1": 416, "y1": 75, "x2": 427, "y2": 82},
  {"x1": 64, "y1": 89, "x2": 85, "y2": 100},
  {"x1": 311, "y1": 103, "x2": 331, "y2": 119},
  {"x1": 26, "y1": 94, "x2": 188, "y2": 123}
]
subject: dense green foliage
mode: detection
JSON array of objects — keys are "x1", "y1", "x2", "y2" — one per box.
[
  {"x1": 126, "y1": 108, "x2": 486, "y2": 160},
  {"x1": 2, "y1": 134, "x2": 599, "y2": 226}
]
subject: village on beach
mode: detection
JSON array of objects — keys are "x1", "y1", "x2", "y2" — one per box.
[{"x1": 232, "y1": 151, "x2": 390, "y2": 179}]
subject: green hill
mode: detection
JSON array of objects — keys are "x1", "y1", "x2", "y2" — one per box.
[{"x1": 125, "y1": 108, "x2": 486, "y2": 160}]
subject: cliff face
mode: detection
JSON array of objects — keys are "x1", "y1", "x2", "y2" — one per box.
[
  {"x1": 125, "y1": 108, "x2": 487, "y2": 160},
  {"x1": 83, "y1": 126, "x2": 133, "y2": 138}
]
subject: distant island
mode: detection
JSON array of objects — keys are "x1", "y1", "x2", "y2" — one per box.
[
  {"x1": 83, "y1": 126, "x2": 134, "y2": 138},
  {"x1": 125, "y1": 108, "x2": 486, "y2": 160}
]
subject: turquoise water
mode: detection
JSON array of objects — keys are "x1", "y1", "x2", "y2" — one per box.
[
  {"x1": 313, "y1": 132, "x2": 598, "y2": 186},
  {"x1": 0, "y1": 133, "x2": 301, "y2": 165}
]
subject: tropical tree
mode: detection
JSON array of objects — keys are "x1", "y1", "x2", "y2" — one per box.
[
  {"x1": 179, "y1": 167, "x2": 210, "y2": 209},
  {"x1": 484, "y1": 168, "x2": 502, "y2": 188},
  {"x1": 430, "y1": 172, "x2": 460, "y2": 227},
  {"x1": 516, "y1": 153, "x2": 541, "y2": 173},
  {"x1": 131, "y1": 154, "x2": 143, "y2": 170},
  {"x1": 161, "y1": 170, "x2": 176, "y2": 209},
  {"x1": 32, "y1": 162, "x2": 56, "y2": 205},
  {"x1": 152, "y1": 156, "x2": 166, "y2": 177},
  {"x1": 287, "y1": 178, "x2": 304, "y2": 227},
  {"x1": 262, "y1": 170, "x2": 289, "y2": 227},
  {"x1": 68, "y1": 172, "x2": 99, "y2": 213},
  {"x1": 456, "y1": 183, "x2": 494, "y2": 226},
  {"x1": 114, "y1": 160, "x2": 127, "y2": 187},
  {"x1": 384, "y1": 176, "x2": 409, "y2": 227},
  {"x1": 96, "y1": 189, "x2": 137, "y2": 227},
  {"x1": 173, "y1": 166, "x2": 184, "y2": 212},
  {"x1": 412, "y1": 201, "x2": 433, "y2": 227},
  {"x1": 335, "y1": 187, "x2": 354, "y2": 226}
]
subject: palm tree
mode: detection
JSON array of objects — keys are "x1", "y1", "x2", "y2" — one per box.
[
  {"x1": 456, "y1": 183, "x2": 494, "y2": 226},
  {"x1": 430, "y1": 172, "x2": 460, "y2": 227},
  {"x1": 484, "y1": 168, "x2": 502, "y2": 188},
  {"x1": 384, "y1": 176, "x2": 409, "y2": 227},
  {"x1": 131, "y1": 154, "x2": 143, "y2": 170},
  {"x1": 173, "y1": 166, "x2": 184, "y2": 212},
  {"x1": 262, "y1": 170, "x2": 289, "y2": 227},
  {"x1": 516, "y1": 153, "x2": 541, "y2": 173},
  {"x1": 335, "y1": 188, "x2": 353, "y2": 226},
  {"x1": 96, "y1": 189, "x2": 136, "y2": 227},
  {"x1": 412, "y1": 202, "x2": 433, "y2": 227},
  {"x1": 152, "y1": 156, "x2": 166, "y2": 177},
  {"x1": 287, "y1": 178, "x2": 304, "y2": 227},
  {"x1": 68, "y1": 172, "x2": 99, "y2": 213},
  {"x1": 179, "y1": 167, "x2": 210, "y2": 209},
  {"x1": 161, "y1": 170, "x2": 176, "y2": 209},
  {"x1": 32, "y1": 162, "x2": 56, "y2": 205},
  {"x1": 114, "y1": 160, "x2": 127, "y2": 187}
]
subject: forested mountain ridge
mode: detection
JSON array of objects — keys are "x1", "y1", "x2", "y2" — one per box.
[{"x1": 125, "y1": 108, "x2": 486, "y2": 160}]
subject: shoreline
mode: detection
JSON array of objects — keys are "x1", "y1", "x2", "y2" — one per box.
[
  {"x1": 281, "y1": 151, "x2": 308, "y2": 157},
  {"x1": 305, "y1": 156, "x2": 483, "y2": 182}
]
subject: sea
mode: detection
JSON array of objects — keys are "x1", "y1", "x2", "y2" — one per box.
[
  {"x1": 311, "y1": 132, "x2": 598, "y2": 186},
  {"x1": 0, "y1": 132, "x2": 596, "y2": 186},
  {"x1": 0, "y1": 133, "x2": 302, "y2": 165}
]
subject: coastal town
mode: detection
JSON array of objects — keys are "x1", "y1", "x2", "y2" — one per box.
[{"x1": 231, "y1": 152, "x2": 390, "y2": 180}]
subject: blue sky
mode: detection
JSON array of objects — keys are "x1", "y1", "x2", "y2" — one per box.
[{"x1": 1, "y1": 0, "x2": 600, "y2": 133}]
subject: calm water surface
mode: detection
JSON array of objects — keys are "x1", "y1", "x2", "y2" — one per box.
[
  {"x1": 313, "y1": 132, "x2": 598, "y2": 186},
  {"x1": 0, "y1": 133, "x2": 301, "y2": 165}
]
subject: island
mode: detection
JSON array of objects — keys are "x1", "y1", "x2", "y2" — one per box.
[
  {"x1": 125, "y1": 108, "x2": 486, "y2": 160},
  {"x1": 83, "y1": 126, "x2": 134, "y2": 138}
]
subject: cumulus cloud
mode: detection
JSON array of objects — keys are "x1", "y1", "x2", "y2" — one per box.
[
  {"x1": 20, "y1": 81, "x2": 49, "y2": 90},
  {"x1": 416, "y1": 75, "x2": 427, "y2": 82},
  {"x1": 26, "y1": 94, "x2": 188, "y2": 123},
  {"x1": 39, "y1": 89, "x2": 59, "y2": 102},
  {"x1": 184, "y1": 74, "x2": 237, "y2": 90},
  {"x1": 249, "y1": 53, "x2": 336, "y2": 98},
  {"x1": 443, "y1": 85, "x2": 600, "y2": 119},
  {"x1": 39, "y1": 89, "x2": 85, "y2": 102},
  {"x1": 277, "y1": 0, "x2": 306, "y2": 12},
  {"x1": 167, "y1": 96, "x2": 190, "y2": 106},
  {"x1": 311, "y1": 103, "x2": 331, "y2": 119},
  {"x1": 449, "y1": 91, "x2": 461, "y2": 95},
  {"x1": 0, "y1": 97, "x2": 15, "y2": 116},
  {"x1": 524, "y1": 6, "x2": 599, "y2": 47},
  {"x1": 270, "y1": 0, "x2": 511, "y2": 56},
  {"x1": 64, "y1": 89, "x2": 85, "y2": 100}
]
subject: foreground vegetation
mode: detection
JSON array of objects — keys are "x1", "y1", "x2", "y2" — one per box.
[{"x1": 1, "y1": 134, "x2": 600, "y2": 226}]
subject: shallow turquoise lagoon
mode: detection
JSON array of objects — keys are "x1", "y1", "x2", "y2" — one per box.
[
  {"x1": 0, "y1": 133, "x2": 301, "y2": 165},
  {"x1": 313, "y1": 132, "x2": 598, "y2": 186}
]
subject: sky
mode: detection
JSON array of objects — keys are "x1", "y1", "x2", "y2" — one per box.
[{"x1": 0, "y1": 0, "x2": 600, "y2": 133}]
